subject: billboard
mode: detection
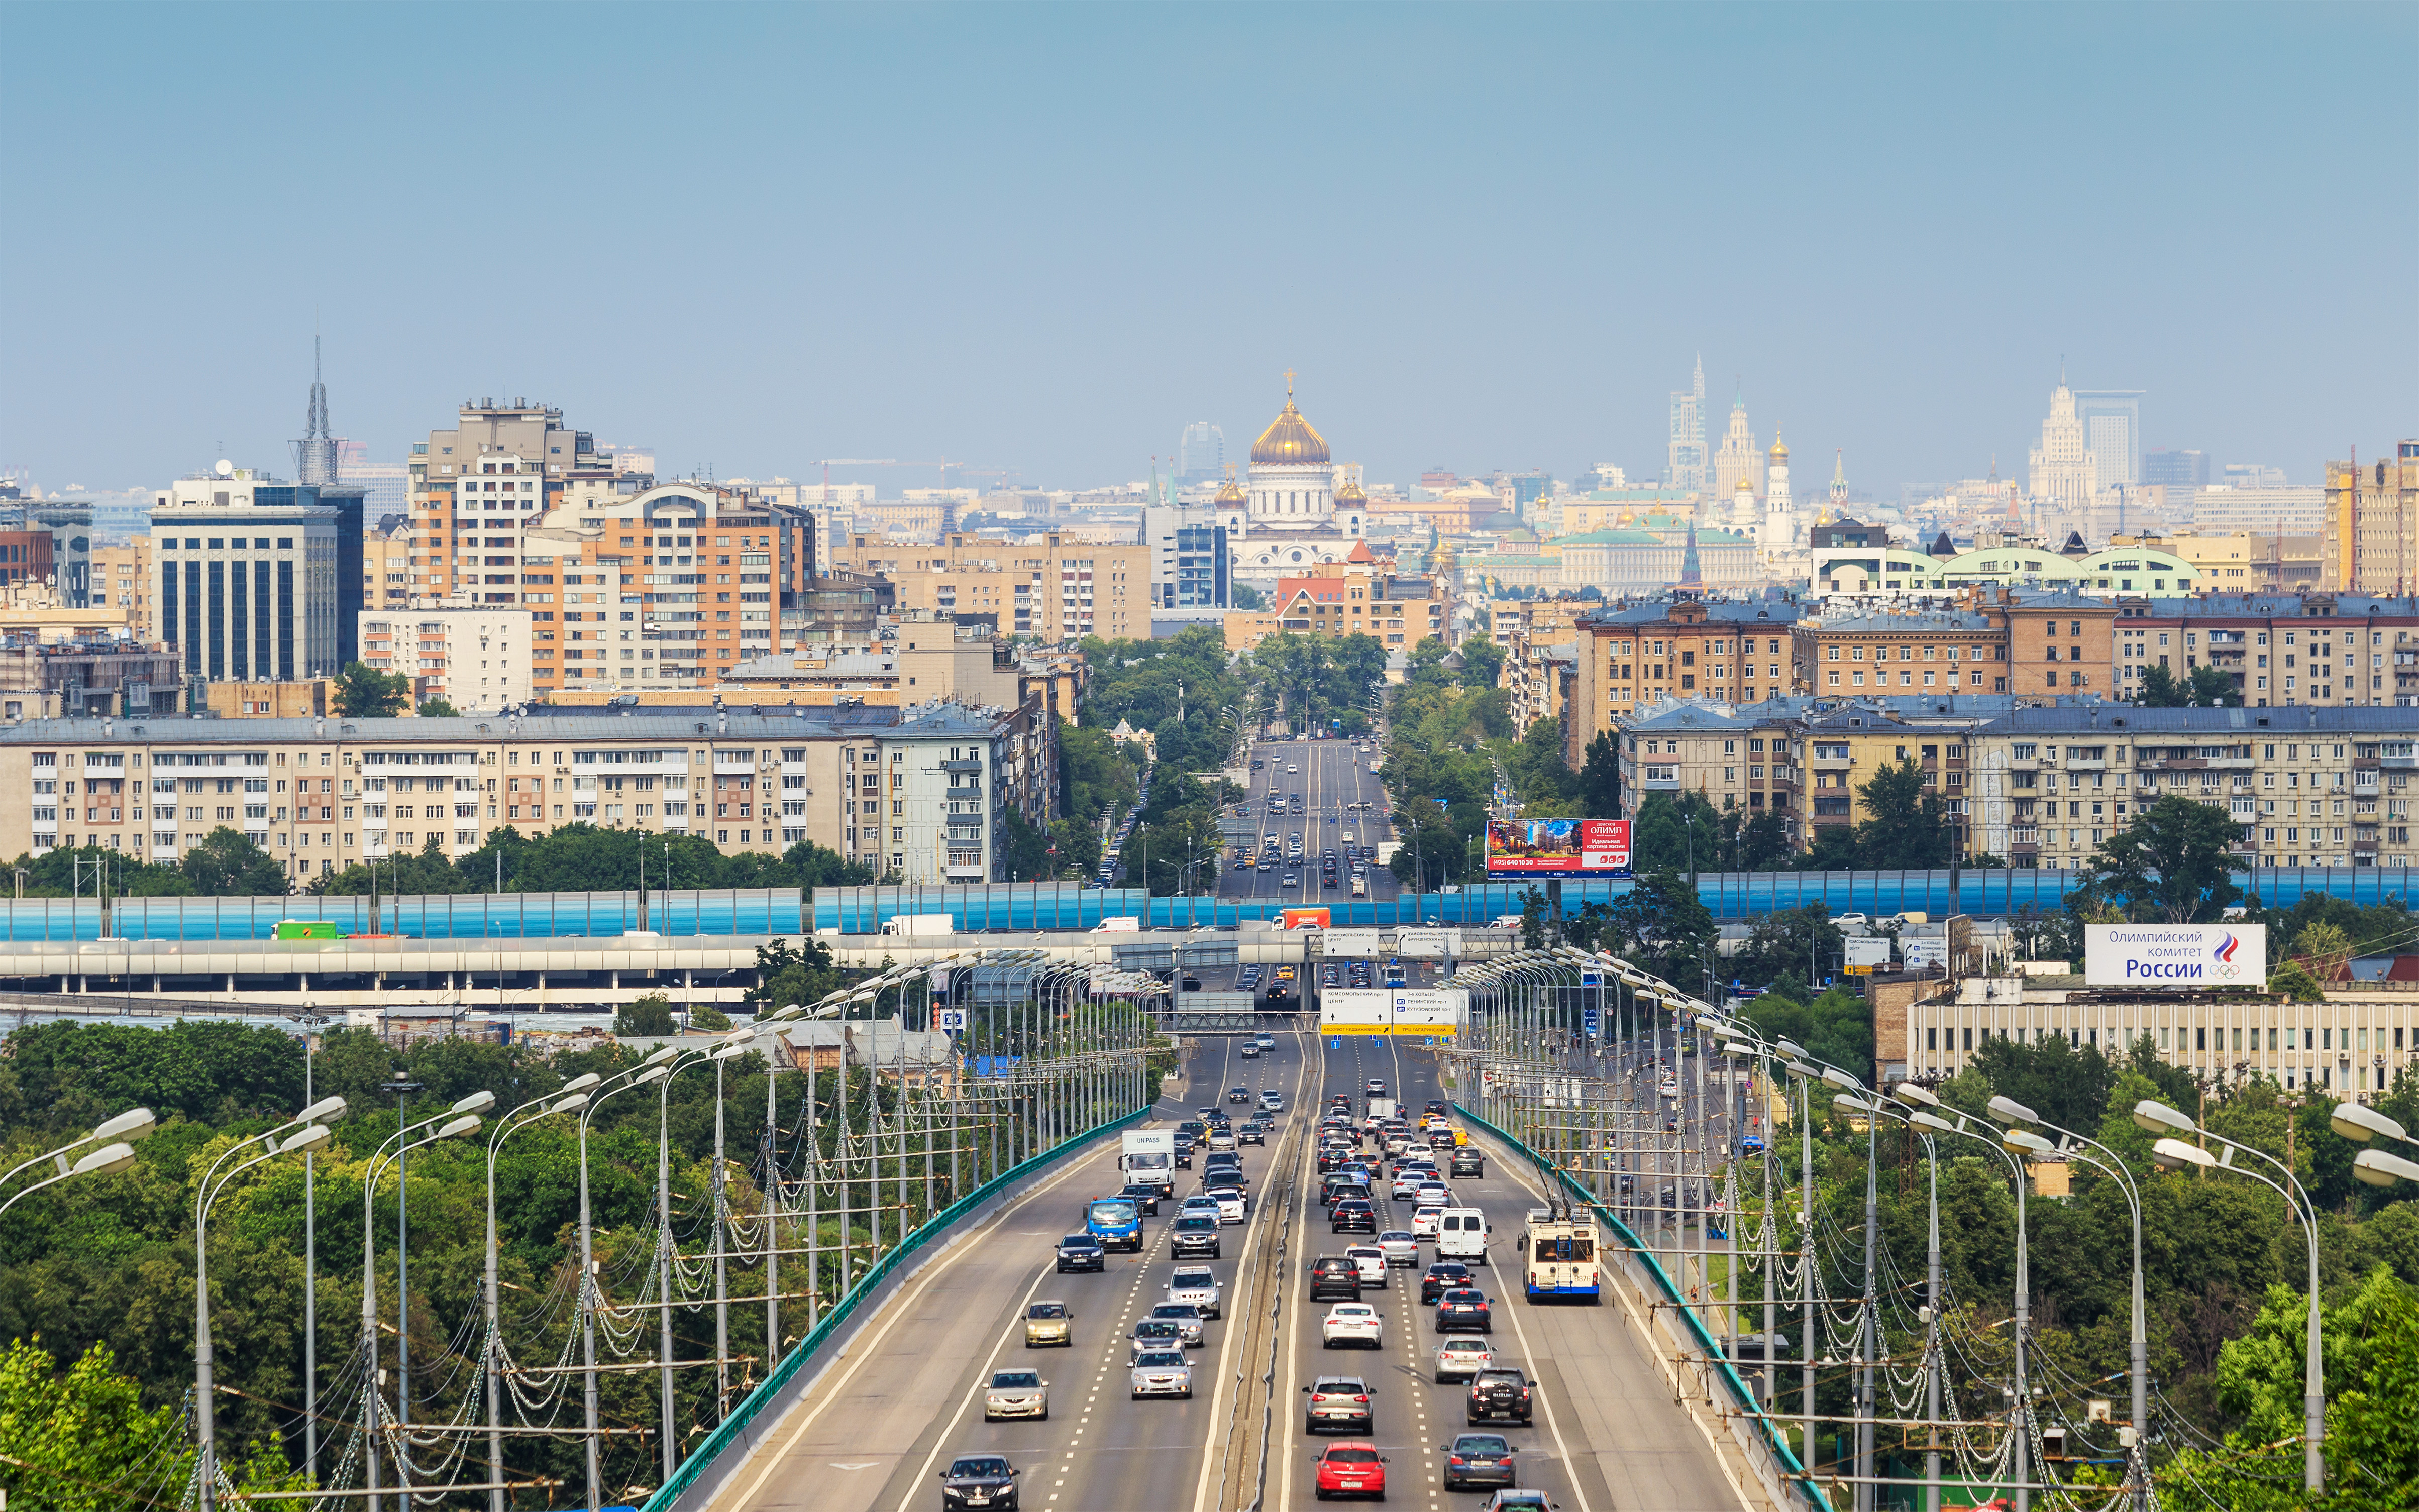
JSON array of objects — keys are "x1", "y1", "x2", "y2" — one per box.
[
  {"x1": 1901, "y1": 938, "x2": 1948, "y2": 972},
  {"x1": 1322, "y1": 928, "x2": 1389, "y2": 958},
  {"x1": 1280, "y1": 907, "x2": 1331, "y2": 931},
  {"x1": 1842, "y1": 936, "x2": 1894, "y2": 968},
  {"x1": 1485, "y1": 818, "x2": 1631, "y2": 876},
  {"x1": 2084, "y1": 924, "x2": 2266, "y2": 988},
  {"x1": 1394, "y1": 928, "x2": 1463, "y2": 959},
  {"x1": 1318, "y1": 989, "x2": 1396, "y2": 1033}
]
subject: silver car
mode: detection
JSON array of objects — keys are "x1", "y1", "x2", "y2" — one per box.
[
  {"x1": 1376, "y1": 1230, "x2": 1421, "y2": 1266},
  {"x1": 1147, "y1": 1302, "x2": 1206, "y2": 1347},
  {"x1": 984, "y1": 1368, "x2": 1049, "y2": 1421},
  {"x1": 1130, "y1": 1348, "x2": 1194, "y2": 1398},
  {"x1": 1435, "y1": 1336, "x2": 1497, "y2": 1382},
  {"x1": 1166, "y1": 1267, "x2": 1223, "y2": 1319}
]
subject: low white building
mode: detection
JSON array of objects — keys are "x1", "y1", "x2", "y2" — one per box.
[{"x1": 358, "y1": 606, "x2": 533, "y2": 712}]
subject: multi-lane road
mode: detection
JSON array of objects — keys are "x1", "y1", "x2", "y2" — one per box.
[
  {"x1": 710, "y1": 1028, "x2": 1744, "y2": 1512},
  {"x1": 1219, "y1": 737, "x2": 1402, "y2": 906}
]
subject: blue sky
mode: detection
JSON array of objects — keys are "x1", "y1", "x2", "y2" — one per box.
[{"x1": 4, "y1": 2, "x2": 2410, "y2": 498}]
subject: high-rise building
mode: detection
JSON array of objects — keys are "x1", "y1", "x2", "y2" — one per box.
[
  {"x1": 1667, "y1": 356, "x2": 1707, "y2": 489},
  {"x1": 410, "y1": 399, "x2": 605, "y2": 606},
  {"x1": 150, "y1": 466, "x2": 344, "y2": 691},
  {"x1": 2072, "y1": 390, "x2": 2144, "y2": 487},
  {"x1": 1178, "y1": 422, "x2": 1225, "y2": 486},
  {"x1": 1143, "y1": 503, "x2": 1229, "y2": 609},
  {"x1": 0, "y1": 499, "x2": 92, "y2": 606},
  {"x1": 2026, "y1": 373, "x2": 2099, "y2": 512},
  {"x1": 337, "y1": 440, "x2": 410, "y2": 521},
  {"x1": 2224, "y1": 462, "x2": 2291, "y2": 489},
  {"x1": 2324, "y1": 442, "x2": 2419, "y2": 596},
  {"x1": 1712, "y1": 392, "x2": 1764, "y2": 505},
  {"x1": 2143, "y1": 449, "x2": 2208, "y2": 491},
  {"x1": 91, "y1": 539, "x2": 153, "y2": 640}
]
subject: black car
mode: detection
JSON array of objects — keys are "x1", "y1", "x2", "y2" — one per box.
[
  {"x1": 1171, "y1": 1215, "x2": 1221, "y2": 1259},
  {"x1": 1056, "y1": 1234, "x2": 1105, "y2": 1273},
  {"x1": 1450, "y1": 1149, "x2": 1485, "y2": 1178},
  {"x1": 1421, "y1": 1262, "x2": 1473, "y2": 1303},
  {"x1": 1442, "y1": 1433, "x2": 1517, "y2": 1491},
  {"x1": 1118, "y1": 1183, "x2": 1163, "y2": 1215},
  {"x1": 1172, "y1": 1137, "x2": 1194, "y2": 1171},
  {"x1": 1310, "y1": 1256, "x2": 1362, "y2": 1301},
  {"x1": 939, "y1": 1454, "x2": 1021, "y2": 1511},
  {"x1": 1228, "y1": 1086, "x2": 1252, "y2": 1104},
  {"x1": 1330, "y1": 1199, "x2": 1376, "y2": 1234},
  {"x1": 1465, "y1": 1368, "x2": 1534, "y2": 1426},
  {"x1": 1435, "y1": 1288, "x2": 1493, "y2": 1332},
  {"x1": 1237, "y1": 1123, "x2": 1266, "y2": 1146}
]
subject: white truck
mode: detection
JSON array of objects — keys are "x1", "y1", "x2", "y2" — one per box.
[
  {"x1": 1092, "y1": 915, "x2": 1143, "y2": 934},
  {"x1": 1365, "y1": 1097, "x2": 1399, "y2": 1124},
  {"x1": 881, "y1": 913, "x2": 956, "y2": 937},
  {"x1": 1121, "y1": 1129, "x2": 1176, "y2": 1194}
]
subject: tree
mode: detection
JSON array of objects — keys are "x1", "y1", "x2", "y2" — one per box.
[
  {"x1": 1575, "y1": 731, "x2": 1621, "y2": 818},
  {"x1": 2187, "y1": 664, "x2": 2239, "y2": 705},
  {"x1": 1601, "y1": 869, "x2": 1717, "y2": 996},
  {"x1": 2292, "y1": 919, "x2": 2354, "y2": 982},
  {"x1": 615, "y1": 992, "x2": 677, "y2": 1037},
  {"x1": 4, "y1": 844, "x2": 191, "y2": 898},
  {"x1": 416, "y1": 696, "x2": 459, "y2": 718},
  {"x1": 996, "y1": 804, "x2": 1053, "y2": 882},
  {"x1": 2137, "y1": 664, "x2": 2240, "y2": 708},
  {"x1": 332, "y1": 661, "x2": 410, "y2": 718},
  {"x1": 2081, "y1": 792, "x2": 2242, "y2": 922},
  {"x1": 1853, "y1": 758, "x2": 1952, "y2": 869},
  {"x1": 1231, "y1": 584, "x2": 1266, "y2": 610},
  {"x1": 1726, "y1": 905, "x2": 1844, "y2": 992},
  {"x1": 688, "y1": 1003, "x2": 733, "y2": 1032},
  {"x1": 742, "y1": 936, "x2": 847, "y2": 1014},
  {"x1": 178, "y1": 826, "x2": 288, "y2": 896},
  {"x1": 1456, "y1": 638, "x2": 1506, "y2": 689}
]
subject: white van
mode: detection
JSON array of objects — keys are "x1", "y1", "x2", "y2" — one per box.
[{"x1": 1435, "y1": 1207, "x2": 1491, "y2": 1263}]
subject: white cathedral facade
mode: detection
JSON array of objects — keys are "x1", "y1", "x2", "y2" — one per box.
[{"x1": 1216, "y1": 378, "x2": 1370, "y2": 584}]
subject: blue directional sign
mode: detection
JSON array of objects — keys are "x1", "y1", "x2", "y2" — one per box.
[{"x1": 1583, "y1": 1008, "x2": 1601, "y2": 1036}]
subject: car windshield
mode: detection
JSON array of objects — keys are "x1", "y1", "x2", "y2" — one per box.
[
  {"x1": 1177, "y1": 1217, "x2": 1214, "y2": 1229},
  {"x1": 1452, "y1": 1435, "x2": 1509, "y2": 1454},
  {"x1": 1136, "y1": 1351, "x2": 1186, "y2": 1367},
  {"x1": 949, "y1": 1458, "x2": 1011, "y2": 1478},
  {"x1": 1028, "y1": 1303, "x2": 1066, "y2": 1318},
  {"x1": 1327, "y1": 1449, "x2": 1380, "y2": 1464},
  {"x1": 1173, "y1": 1271, "x2": 1214, "y2": 1287},
  {"x1": 992, "y1": 1371, "x2": 1041, "y2": 1388},
  {"x1": 1443, "y1": 1338, "x2": 1488, "y2": 1350},
  {"x1": 1062, "y1": 1235, "x2": 1096, "y2": 1247},
  {"x1": 1152, "y1": 1305, "x2": 1194, "y2": 1318}
]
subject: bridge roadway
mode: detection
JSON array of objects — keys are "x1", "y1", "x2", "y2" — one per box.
[
  {"x1": 1221, "y1": 736, "x2": 1400, "y2": 907},
  {"x1": 708, "y1": 1032, "x2": 1746, "y2": 1512}
]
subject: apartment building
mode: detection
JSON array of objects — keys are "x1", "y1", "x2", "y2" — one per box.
[
  {"x1": 1617, "y1": 699, "x2": 1804, "y2": 843},
  {"x1": 149, "y1": 469, "x2": 348, "y2": 686},
  {"x1": 92, "y1": 540, "x2": 154, "y2": 641},
  {"x1": 2127, "y1": 594, "x2": 2419, "y2": 708},
  {"x1": 826, "y1": 532, "x2": 1148, "y2": 642},
  {"x1": 2323, "y1": 441, "x2": 2419, "y2": 593},
  {"x1": 1562, "y1": 600, "x2": 1803, "y2": 769},
  {"x1": 1218, "y1": 551, "x2": 1452, "y2": 654},
  {"x1": 1801, "y1": 701, "x2": 2005, "y2": 848},
  {"x1": 408, "y1": 399, "x2": 600, "y2": 605},
  {"x1": 1791, "y1": 607, "x2": 2007, "y2": 699},
  {"x1": 364, "y1": 518, "x2": 412, "y2": 612},
  {"x1": 359, "y1": 608, "x2": 534, "y2": 713},
  {"x1": 0, "y1": 641, "x2": 180, "y2": 720},
  {"x1": 1497, "y1": 600, "x2": 1587, "y2": 731},
  {"x1": 0, "y1": 703, "x2": 1049, "y2": 886}
]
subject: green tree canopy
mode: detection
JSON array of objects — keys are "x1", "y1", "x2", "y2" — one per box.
[
  {"x1": 2081, "y1": 791, "x2": 2242, "y2": 922},
  {"x1": 178, "y1": 827, "x2": 288, "y2": 896},
  {"x1": 332, "y1": 661, "x2": 409, "y2": 718}
]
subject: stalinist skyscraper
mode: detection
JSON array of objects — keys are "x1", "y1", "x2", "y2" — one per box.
[
  {"x1": 1712, "y1": 391, "x2": 1765, "y2": 506},
  {"x1": 2027, "y1": 370, "x2": 2099, "y2": 514},
  {"x1": 1667, "y1": 356, "x2": 1707, "y2": 490}
]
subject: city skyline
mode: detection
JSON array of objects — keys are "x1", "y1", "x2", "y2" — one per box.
[{"x1": 4, "y1": 4, "x2": 2409, "y2": 496}]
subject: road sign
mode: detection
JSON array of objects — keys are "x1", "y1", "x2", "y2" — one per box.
[
  {"x1": 935, "y1": 1007, "x2": 970, "y2": 1033},
  {"x1": 1584, "y1": 1008, "x2": 1601, "y2": 1036}
]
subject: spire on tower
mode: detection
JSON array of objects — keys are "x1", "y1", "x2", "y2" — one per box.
[
  {"x1": 293, "y1": 334, "x2": 339, "y2": 486},
  {"x1": 306, "y1": 334, "x2": 329, "y2": 441}
]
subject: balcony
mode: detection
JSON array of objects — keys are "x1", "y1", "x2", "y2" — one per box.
[
  {"x1": 946, "y1": 785, "x2": 984, "y2": 800},
  {"x1": 940, "y1": 758, "x2": 984, "y2": 773}
]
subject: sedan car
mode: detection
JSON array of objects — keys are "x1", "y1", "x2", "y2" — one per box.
[
  {"x1": 1237, "y1": 1122, "x2": 1267, "y2": 1146},
  {"x1": 1477, "y1": 1494, "x2": 1558, "y2": 1512},
  {"x1": 1376, "y1": 1230, "x2": 1422, "y2": 1267},
  {"x1": 1330, "y1": 1199, "x2": 1376, "y2": 1234},
  {"x1": 1147, "y1": 1302, "x2": 1206, "y2": 1347},
  {"x1": 1435, "y1": 1288, "x2": 1494, "y2": 1333},
  {"x1": 1365, "y1": 1078, "x2": 1387, "y2": 1097},
  {"x1": 1166, "y1": 1267, "x2": 1222, "y2": 1319},
  {"x1": 1314, "y1": 1443, "x2": 1388, "y2": 1501},
  {"x1": 1303, "y1": 1374, "x2": 1375, "y2": 1434},
  {"x1": 1229, "y1": 1086, "x2": 1253, "y2": 1103},
  {"x1": 1054, "y1": 1235, "x2": 1104, "y2": 1273},
  {"x1": 1206, "y1": 1185, "x2": 1248, "y2": 1224},
  {"x1": 1130, "y1": 1319, "x2": 1185, "y2": 1355},
  {"x1": 1441, "y1": 1433, "x2": 1516, "y2": 1491},
  {"x1": 1343, "y1": 1245, "x2": 1389, "y2": 1288},
  {"x1": 1118, "y1": 1183, "x2": 1163, "y2": 1216},
  {"x1": 1206, "y1": 1128, "x2": 1238, "y2": 1151},
  {"x1": 1321, "y1": 1301, "x2": 1384, "y2": 1349},
  {"x1": 1434, "y1": 1336, "x2": 1496, "y2": 1382},
  {"x1": 1130, "y1": 1348, "x2": 1194, "y2": 1399},
  {"x1": 983, "y1": 1369, "x2": 1049, "y2": 1422},
  {"x1": 1022, "y1": 1301, "x2": 1071, "y2": 1348},
  {"x1": 1411, "y1": 1205, "x2": 1446, "y2": 1240},
  {"x1": 1390, "y1": 1170, "x2": 1431, "y2": 1201},
  {"x1": 938, "y1": 1454, "x2": 1021, "y2": 1511},
  {"x1": 1310, "y1": 1256, "x2": 1362, "y2": 1301},
  {"x1": 1414, "y1": 1182, "x2": 1454, "y2": 1208},
  {"x1": 1421, "y1": 1262, "x2": 1473, "y2": 1303},
  {"x1": 1170, "y1": 1215, "x2": 1222, "y2": 1259}
]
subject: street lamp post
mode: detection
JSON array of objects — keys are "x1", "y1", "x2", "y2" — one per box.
[
  {"x1": 577, "y1": 1051, "x2": 677, "y2": 1511},
  {"x1": 483, "y1": 1076, "x2": 598, "y2": 1512}
]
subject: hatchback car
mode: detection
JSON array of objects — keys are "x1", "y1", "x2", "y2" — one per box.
[
  {"x1": 1303, "y1": 1375, "x2": 1375, "y2": 1434},
  {"x1": 1451, "y1": 1149, "x2": 1486, "y2": 1178},
  {"x1": 1147, "y1": 1302, "x2": 1206, "y2": 1347},
  {"x1": 1441, "y1": 1433, "x2": 1516, "y2": 1491},
  {"x1": 938, "y1": 1455, "x2": 1021, "y2": 1511},
  {"x1": 1436, "y1": 1289, "x2": 1494, "y2": 1332},
  {"x1": 1129, "y1": 1348, "x2": 1194, "y2": 1399},
  {"x1": 983, "y1": 1369, "x2": 1049, "y2": 1422},
  {"x1": 1321, "y1": 1302, "x2": 1384, "y2": 1349},
  {"x1": 1207, "y1": 1128, "x2": 1237, "y2": 1151},
  {"x1": 1421, "y1": 1262, "x2": 1473, "y2": 1303},
  {"x1": 1434, "y1": 1336, "x2": 1495, "y2": 1382},
  {"x1": 1055, "y1": 1235, "x2": 1104, "y2": 1273},
  {"x1": 1022, "y1": 1300, "x2": 1072, "y2": 1348},
  {"x1": 1414, "y1": 1182, "x2": 1453, "y2": 1208},
  {"x1": 1376, "y1": 1231, "x2": 1421, "y2": 1267},
  {"x1": 1365, "y1": 1078, "x2": 1387, "y2": 1096},
  {"x1": 1314, "y1": 1443, "x2": 1388, "y2": 1501},
  {"x1": 1343, "y1": 1245, "x2": 1390, "y2": 1288},
  {"x1": 1171, "y1": 1215, "x2": 1221, "y2": 1259},
  {"x1": 1309, "y1": 1256, "x2": 1362, "y2": 1301},
  {"x1": 1411, "y1": 1205, "x2": 1446, "y2": 1240}
]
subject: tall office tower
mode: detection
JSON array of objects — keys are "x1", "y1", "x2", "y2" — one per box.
[
  {"x1": 2143, "y1": 449, "x2": 2208, "y2": 490},
  {"x1": 151, "y1": 465, "x2": 344, "y2": 688},
  {"x1": 2026, "y1": 372, "x2": 2099, "y2": 512},
  {"x1": 2073, "y1": 390, "x2": 2144, "y2": 487},
  {"x1": 1177, "y1": 422, "x2": 1225, "y2": 486},
  {"x1": 410, "y1": 398, "x2": 604, "y2": 605},
  {"x1": 293, "y1": 339, "x2": 339, "y2": 487},
  {"x1": 1712, "y1": 391, "x2": 1765, "y2": 505},
  {"x1": 1666, "y1": 356, "x2": 1707, "y2": 489}
]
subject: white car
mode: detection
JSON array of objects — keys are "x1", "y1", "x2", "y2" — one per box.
[
  {"x1": 1435, "y1": 1337, "x2": 1496, "y2": 1382},
  {"x1": 1412, "y1": 1204, "x2": 1446, "y2": 1239},
  {"x1": 1376, "y1": 1230, "x2": 1422, "y2": 1266},
  {"x1": 1321, "y1": 1303, "x2": 1384, "y2": 1349},
  {"x1": 1287, "y1": 764, "x2": 1300, "y2": 774},
  {"x1": 1391, "y1": 1171, "x2": 1428, "y2": 1201},
  {"x1": 1167, "y1": 1267, "x2": 1223, "y2": 1319},
  {"x1": 1345, "y1": 1245, "x2": 1390, "y2": 1288},
  {"x1": 1206, "y1": 1186, "x2": 1247, "y2": 1224},
  {"x1": 1415, "y1": 1182, "x2": 1454, "y2": 1208},
  {"x1": 1130, "y1": 1349, "x2": 1194, "y2": 1398},
  {"x1": 984, "y1": 1368, "x2": 1049, "y2": 1420}
]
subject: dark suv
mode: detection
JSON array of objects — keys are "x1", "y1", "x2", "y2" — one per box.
[
  {"x1": 1310, "y1": 1256, "x2": 1362, "y2": 1301},
  {"x1": 1330, "y1": 1199, "x2": 1376, "y2": 1234},
  {"x1": 1171, "y1": 1215, "x2": 1221, "y2": 1259},
  {"x1": 1465, "y1": 1367, "x2": 1534, "y2": 1425},
  {"x1": 1055, "y1": 1234, "x2": 1105, "y2": 1273},
  {"x1": 1421, "y1": 1262, "x2": 1473, "y2": 1303},
  {"x1": 1450, "y1": 1148, "x2": 1485, "y2": 1178}
]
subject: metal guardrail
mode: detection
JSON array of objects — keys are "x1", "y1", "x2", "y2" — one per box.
[
  {"x1": 1451, "y1": 1101, "x2": 1834, "y2": 1512},
  {"x1": 646, "y1": 1103, "x2": 1152, "y2": 1512}
]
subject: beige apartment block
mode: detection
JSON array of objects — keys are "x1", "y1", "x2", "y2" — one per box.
[
  {"x1": 359, "y1": 607, "x2": 534, "y2": 713},
  {"x1": 825, "y1": 532, "x2": 1148, "y2": 642},
  {"x1": 364, "y1": 521, "x2": 413, "y2": 612},
  {"x1": 91, "y1": 540, "x2": 154, "y2": 641}
]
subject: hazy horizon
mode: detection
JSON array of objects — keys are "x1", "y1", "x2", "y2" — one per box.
[{"x1": 4, "y1": 3, "x2": 2410, "y2": 499}]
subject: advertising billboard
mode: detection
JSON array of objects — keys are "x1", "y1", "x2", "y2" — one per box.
[
  {"x1": 1842, "y1": 936, "x2": 1894, "y2": 969},
  {"x1": 2084, "y1": 923, "x2": 2266, "y2": 988},
  {"x1": 1485, "y1": 818, "x2": 1631, "y2": 877},
  {"x1": 1280, "y1": 907, "x2": 1331, "y2": 931}
]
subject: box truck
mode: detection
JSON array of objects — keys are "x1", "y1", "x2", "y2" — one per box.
[
  {"x1": 1121, "y1": 1129, "x2": 1176, "y2": 1194},
  {"x1": 881, "y1": 913, "x2": 957, "y2": 937}
]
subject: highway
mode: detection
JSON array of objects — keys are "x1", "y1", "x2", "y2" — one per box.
[
  {"x1": 710, "y1": 1023, "x2": 1749, "y2": 1512},
  {"x1": 1220, "y1": 736, "x2": 1401, "y2": 907}
]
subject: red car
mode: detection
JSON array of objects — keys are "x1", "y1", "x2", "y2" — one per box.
[{"x1": 1314, "y1": 1441, "x2": 1388, "y2": 1500}]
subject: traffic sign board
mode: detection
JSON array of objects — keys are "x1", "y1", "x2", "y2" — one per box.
[{"x1": 935, "y1": 1007, "x2": 970, "y2": 1033}]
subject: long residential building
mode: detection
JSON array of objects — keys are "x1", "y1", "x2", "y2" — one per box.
[
  {"x1": 825, "y1": 532, "x2": 1148, "y2": 642},
  {"x1": 0, "y1": 702, "x2": 1053, "y2": 887}
]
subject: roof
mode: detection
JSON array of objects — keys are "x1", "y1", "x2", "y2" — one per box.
[
  {"x1": 1583, "y1": 601, "x2": 1805, "y2": 627},
  {"x1": 2141, "y1": 593, "x2": 2419, "y2": 621},
  {"x1": 784, "y1": 1018, "x2": 956, "y2": 1064},
  {"x1": 1622, "y1": 699, "x2": 1762, "y2": 731},
  {"x1": 0, "y1": 706, "x2": 922, "y2": 744},
  {"x1": 1994, "y1": 590, "x2": 2119, "y2": 611},
  {"x1": 1974, "y1": 704, "x2": 2419, "y2": 735},
  {"x1": 1807, "y1": 609, "x2": 1995, "y2": 633}
]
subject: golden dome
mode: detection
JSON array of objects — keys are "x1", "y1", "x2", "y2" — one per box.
[
  {"x1": 1335, "y1": 475, "x2": 1367, "y2": 504},
  {"x1": 1735, "y1": 476, "x2": 1755, "y2": 492},
  {"x1": 1250, "y1": 376, "x2": 1330, "y2": 466},
  {"x1": 1214, "y1": 464, "x2": 1245, "y2": 505},
  {"x1": 1769, "y1": 435, "x2": 1790, "y2": 461}
]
